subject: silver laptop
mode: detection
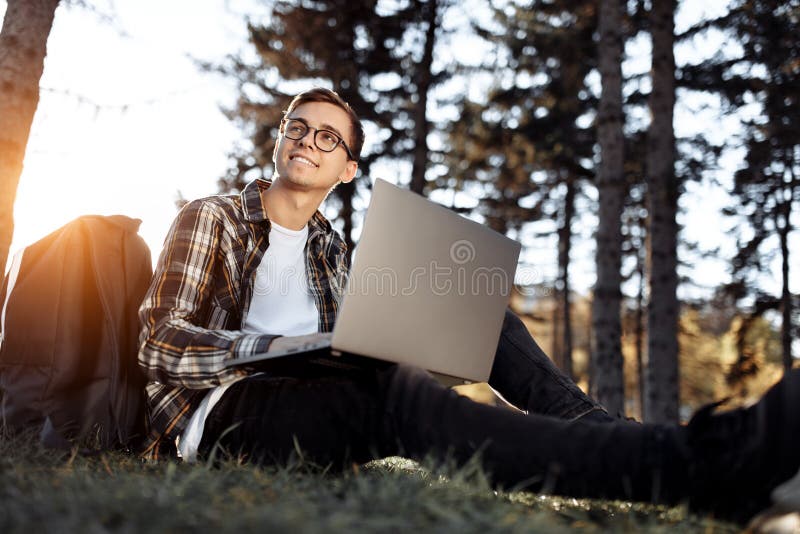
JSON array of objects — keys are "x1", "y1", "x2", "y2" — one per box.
[{"x1": 228, "y1": 179, "x2": 521, "y2": 384}]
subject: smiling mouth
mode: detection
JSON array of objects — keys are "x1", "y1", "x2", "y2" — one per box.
[{"x1": 290, "y1": 155, "x2": 318, "y2": 167}]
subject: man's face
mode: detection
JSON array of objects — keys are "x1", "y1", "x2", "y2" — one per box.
[{"x1": 273, "y1": 101, "x2": 358, "y2": 192}]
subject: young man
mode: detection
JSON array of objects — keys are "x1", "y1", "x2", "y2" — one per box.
[{"x1": 139, "y1": 87, "x2": 800, "y2": 523}]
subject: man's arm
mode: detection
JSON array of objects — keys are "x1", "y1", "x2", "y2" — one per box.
[{"x1": 137, "y1": 199, "x2": 275, "y2": 389}]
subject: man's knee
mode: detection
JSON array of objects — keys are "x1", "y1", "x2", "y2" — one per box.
[
  {"x1": 503, "y1": 307, "x2": 519, "y2": 327},
  {"x1": 500, "y1": 308, "x2": 530, "y2": 340},
  {"x1": 496, "y1": 309, "x2": 546, "y2": 361}
]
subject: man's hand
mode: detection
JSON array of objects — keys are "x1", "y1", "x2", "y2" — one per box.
[{"x1": 267, "y1": 332, "x2": 333, "y2": 354}]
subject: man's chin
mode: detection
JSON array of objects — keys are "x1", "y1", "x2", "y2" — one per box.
[
  {"x1": 279, "y1": 175, "x2": 314, "y2": 188},
  {"x1": 274, "y1": 173, "x2": 340, "y2": 195}
]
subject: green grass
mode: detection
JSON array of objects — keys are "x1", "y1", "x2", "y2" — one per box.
[{"x1": 0, "y1": 433, "x2": 738, "y2": 533}]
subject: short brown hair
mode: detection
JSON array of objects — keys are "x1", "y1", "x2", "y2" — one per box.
[{"x1": 283, "y1": 87, "x2": 364, "y2": 161}]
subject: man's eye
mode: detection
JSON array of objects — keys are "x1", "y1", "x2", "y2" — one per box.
[
  {"x1": 287, "y1": 124, "x2": 305, "y2": 136},
  {"x1": 320, "y1": 132, "x2": 339, "y2": 145}
]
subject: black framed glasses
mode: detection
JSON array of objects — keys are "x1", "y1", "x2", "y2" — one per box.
[{"x1": 281, "y1": 117, "x2": 356, "y2": 161}]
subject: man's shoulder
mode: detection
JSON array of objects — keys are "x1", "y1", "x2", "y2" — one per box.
[
  {"x1": 179, "y1": 192, "x2": 244, "y2": 223},
  {"x1": 187, "y1": 191, "x2": 241, "y2": 209}
]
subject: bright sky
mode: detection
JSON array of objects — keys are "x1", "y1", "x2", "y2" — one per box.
[
  {"x1": 2, "y1": 0, "x2": 797, "y2": 313},
  {"x1": 3, "y1": 0, "x2": 247, "y2": 267}
]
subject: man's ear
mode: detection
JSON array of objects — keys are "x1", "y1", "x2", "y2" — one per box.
[{"x1": 339, "y1": 160, "x2": 358, "y2": 184}]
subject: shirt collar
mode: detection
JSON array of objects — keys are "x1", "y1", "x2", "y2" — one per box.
[{"x1": 240, "y1": 178, "x2": 334, "y2": 235}]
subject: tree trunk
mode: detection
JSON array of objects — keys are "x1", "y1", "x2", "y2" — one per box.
[
  {"x1": 409, "y1": 0, "x2": 437, "y2": 196},
  {"x1": 778, "y1": 171, "x2": 793, "y2": 371},
  {"x1": 0, "y1": 0, "x2": 60, "y2": 272},
  {"x1": 332, "y1": 20, "x2": 360, "y2": 263},
  {"x1": 551, "y1": 299, "x2": 563, "y2": 370},
  {"x1": 635, "y1": 235, "x2": 646, "y2": 419},
  {"x1": 644, "y1": 0, "x2": 679, "y2": 423},
  {"x1": 779, "y1": 220, "x2": 792, "y2": 372},
  {"x1": 590, "y1": 0, "x2": 626, "y2": 416},
  {"x1": 338, "y1": 179, "x2": 356, "y2": 262},
  {"x1": 555, "y1": 177, "x2": 575, "y2": 379}
]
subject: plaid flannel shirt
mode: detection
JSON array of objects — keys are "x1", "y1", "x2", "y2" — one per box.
[{"x1": 137, "y1": 178, "x2": 348, "y2": 458}]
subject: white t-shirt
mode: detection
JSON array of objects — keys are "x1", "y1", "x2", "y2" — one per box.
[{"x1": 178, "y1": 221, "x2": 319, "y2": 461}]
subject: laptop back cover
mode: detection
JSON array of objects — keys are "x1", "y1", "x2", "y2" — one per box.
[{"x1": 331, "y1": 179, "x2": 521, "y2": 382}]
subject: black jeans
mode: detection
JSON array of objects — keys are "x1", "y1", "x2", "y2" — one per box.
[
  {"x1": 488, "y1": 309, "x2": 609, "y2": 420},
  {"x1": 198, "y1": 310, "x2": 684, "y2": 503}
]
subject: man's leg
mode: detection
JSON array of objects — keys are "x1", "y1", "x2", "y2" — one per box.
[
  {"x1": 401, "y1": 364, "x2": 800, "y2": 522},
  {"x1": 490, "y1": 309, "x2": 612, "y2": 421},
  {"x1": 199, "y1": 362, "x2": 800, "y2": 522},
  {"x1": 198, "y1": 365, "x2": 677, "y2": 499}
]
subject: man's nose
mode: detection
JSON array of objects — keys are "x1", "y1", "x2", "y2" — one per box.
[{"x1": 296, "y1": 129, "x2": 316, "y2": 149}]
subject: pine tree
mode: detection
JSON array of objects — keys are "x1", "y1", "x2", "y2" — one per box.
[
  {"x1": 681, "y1": 0, "x2": 800, "y2": 372},
  {"x1": 445, "y1": 0, "x2": 598, "y2": 376}
]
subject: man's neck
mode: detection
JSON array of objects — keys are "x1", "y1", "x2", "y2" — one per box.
[{"x1": 261, "y1": 178, "x2": 327, "y2": 230}]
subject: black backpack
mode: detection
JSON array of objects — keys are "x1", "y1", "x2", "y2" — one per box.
[{"x1": 0, "y1": 215, "x2": 152, "y2": 450}]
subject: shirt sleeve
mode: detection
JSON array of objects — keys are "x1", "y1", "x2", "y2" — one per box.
[{"x1": 137, "y1": 199, "x2": 275, "y2": 389}]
